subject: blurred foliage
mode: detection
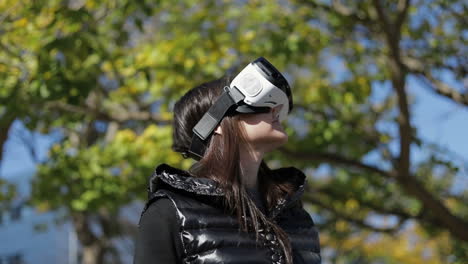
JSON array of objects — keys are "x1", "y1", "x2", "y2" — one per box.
[
  {"x1": 319, "y1": 222, "x2": 459, "y2": 264},
  {"x1": 0, "y1": 0, "x2": 467, "y2": 263},
  {"x1": 33, "y1": 125, "x2": 191, "y2": 213}
]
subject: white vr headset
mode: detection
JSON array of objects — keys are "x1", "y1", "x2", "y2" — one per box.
[{"x1": 186, "y1": 57, "x2": 293, "y2": 160}]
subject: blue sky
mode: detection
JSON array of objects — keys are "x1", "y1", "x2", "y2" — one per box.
[
  {"x1": 410, "y1": 78, "x2": 468, "y2": 160},
  {"x1": 409, "y1": 77, "x2": 468, "y2": 193},
  {"x1": 1, "y1": 122, "x2": 57, "y2": 181}
]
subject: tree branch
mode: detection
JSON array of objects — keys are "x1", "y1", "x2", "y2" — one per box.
[
  {"x1": 72, "y1": 212, "x2": 99, "y2": 246},
  {"x1": 371, "y1": 0, "x2": 393, "y2": 37},
  {"x1": 314, "y1": 184, "x2": 419, "y2": 220},
  {"x1": 394, "y1": 172, "x2": 468, "y2": 241},
  {"x1": 279, "y1": 147, "x2": 390, "y2": 177},
  {"x1": 281, "y1": 148, "x2": 468, "y2": 241},
  {"x1": 0, "y1": 84, "x2": 22, "y2": 163},
  {"x1": 395, "y1": 0, "x2": 411, "y2": 31},
  {"x1": 0, "y1": 112, "x2": 15, "y2": 164},
  {"x1": 389, "y1": 35, "x2": 468, "y2": 241},
  {"x1": 45, "y1": 101, "x2": 171, "y2": 125},
  {"x1": 373, "y1": 0, "x2": 413, "y2": 186},
  {"x1": 372, "y1": 0, "x2": 406, "y2": 61},
  {"x1": 402, "y1": 56, "x2": 468, "y2": 106},
  {"x1": 296, "y1": 0, "x2": 373, "y2": 25},
  {"x1": 304, "y1": 193, "x2": 404, "y2": 233},
  {"x1": 417, "y1": 75, "x2": 468, "y2": 107}
]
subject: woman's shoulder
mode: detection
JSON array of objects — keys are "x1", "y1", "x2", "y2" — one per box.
[
  {"x1": 139, "y1": 197, "x2": 178, "y2": 228},
  {"x1": 144, "y1": 197, "x2": 175, "y2": 216},
  {"x1": 135, "y1": 198, "x2": 184, "y2": 264}
]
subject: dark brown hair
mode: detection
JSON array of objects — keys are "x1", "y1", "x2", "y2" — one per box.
[{"x1": 172, "y1": 77, "x2": 295, "y2": 264}]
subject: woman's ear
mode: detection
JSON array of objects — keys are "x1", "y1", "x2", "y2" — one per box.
[{"x1": 214, "y1": 125, "x2": 222, "y2": 135}]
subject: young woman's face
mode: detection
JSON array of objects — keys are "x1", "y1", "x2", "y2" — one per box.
[{"x1": 238, "y1": 105, "x2": 288, "y2": 153}]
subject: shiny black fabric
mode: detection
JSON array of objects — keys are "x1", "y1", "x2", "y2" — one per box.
[{"x1": 140, "y1": 164, "x2": 321, "y2": 264}]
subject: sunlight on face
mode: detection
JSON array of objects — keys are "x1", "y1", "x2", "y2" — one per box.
[{"x1": 238, "y1": 105, "x2": 288, "y2": 153}]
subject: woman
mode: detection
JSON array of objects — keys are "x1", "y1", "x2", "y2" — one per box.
[{"x1": 134, "y1": 58, "x2": 321, "y2": 264}]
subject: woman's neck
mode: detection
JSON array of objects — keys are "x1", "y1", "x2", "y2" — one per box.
[{"x1": 239, "y1": 144, "x2": 264, "y2": 190}]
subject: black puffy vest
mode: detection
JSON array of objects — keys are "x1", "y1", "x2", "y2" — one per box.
[{"x1": 142, "y1": 164, "x2": 321, "y2": 264}]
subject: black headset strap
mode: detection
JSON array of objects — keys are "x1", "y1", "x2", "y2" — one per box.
[
  {"x1": 188, "y1": 86, "x2": 245, "y2": 159},
  {"x1": 187, "y1": 135, "x2": 207, "y2": 160}
]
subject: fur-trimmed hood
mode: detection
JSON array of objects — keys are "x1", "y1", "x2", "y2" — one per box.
[{"x1": 147, "y1": 163, "x2": 307, "y2": 218}]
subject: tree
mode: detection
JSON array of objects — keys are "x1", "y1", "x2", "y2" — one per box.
[
  {"x1": 0, "y1": 0, "x2": 466, "y2": 263},
  {"x1": 285, "y1": 0, "x2": 468, "y2": 261}
]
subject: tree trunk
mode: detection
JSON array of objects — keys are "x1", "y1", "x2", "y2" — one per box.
[
  {"x1": 72, "y1": 213, "x2": 107, "y2": 264},
  {"x1": 82, "y1": 243, "x2": 106, "y2": 264},
  {"x1": 0, "y1": 111, "x2": 15, "y2": 164}
]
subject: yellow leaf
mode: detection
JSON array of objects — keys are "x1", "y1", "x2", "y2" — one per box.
[
  {"x1": 85, "y1": 0, "x2": 96, "y2": 9},
  {"x1": 14, "y1": 18, "x2": 28, "y2": 27},
  {"x1": 184, "y1": 58, "x2": 195, "y2": 70},
  {"x1": 344, "y1": 92, "x2": 354, "y2": 104},
  {"x1": 335, "y1": 220, "x2": 347, "y2": 232},
  {"x1": 243, "y1": 30, "x2": 255, "y2": 41},
  {"x1": 36, "y1": 202, "x2": 50, "y2": 212},
  {"x1": 115, "y1": 129, "x2": 136, "y2": 142},
  {"x1": 345, "y1": 199, "x2": 359, "y2": 211}
]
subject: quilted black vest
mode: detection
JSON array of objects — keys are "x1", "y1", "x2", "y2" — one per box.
[{"x1": 142, "y1": 164, "x2": 321, "y2": 264}]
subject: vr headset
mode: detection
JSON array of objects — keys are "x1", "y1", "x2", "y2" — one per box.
[{"x1": 186, "y1": 57, "x2": 293, "y2": 160}]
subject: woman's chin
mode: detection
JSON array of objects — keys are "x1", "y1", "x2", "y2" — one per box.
[{"x1": 267, "y1": 132, "x2": 289, "y2": 150}]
